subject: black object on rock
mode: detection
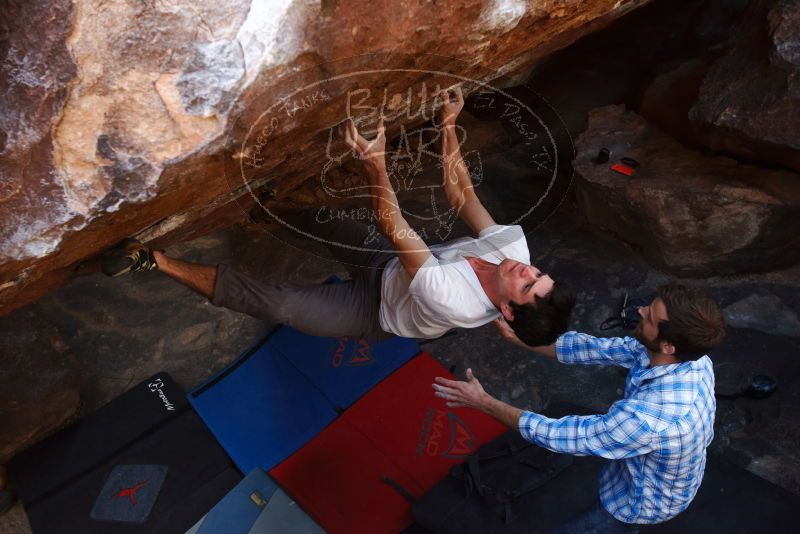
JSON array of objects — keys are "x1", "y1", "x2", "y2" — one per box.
[
  {"x1": 595, "y1": 148, "x2": 610, "y2": 163},
  {"x1": 747, "y1": 375, "x2": 777, "y2": 399},
  {"x1": 620, "y1": 157, "x2": 640, "y2": 167}
]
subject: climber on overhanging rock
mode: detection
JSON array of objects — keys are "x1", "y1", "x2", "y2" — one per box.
[{"x1": 99, "y1": 86, "x2": 574, "y2": 345}]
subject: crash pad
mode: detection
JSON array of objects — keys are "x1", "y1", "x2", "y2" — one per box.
[
  {"x1": 23, "y1": 409, "x2": 241, "y2": 534},
  {"x1": 188, "y1": 341, "x2": 338, "y2": 474},
  {"x1": 269, "y1": 326, "x2": 419, "y2": 410},
  {"x1": 270, "y1": 353, "x2": 506, "y2": 533},
  {"x1": 270, "y1": 415, "x2": 423, "y2": 534},
  {"x1": 8, "y1": 373, "x2": 186, "y2": 506},
  {"x1": 341, "y1": 353, "x2": 507, "y2": 490},
  {"x1": 185, "y1": 467, "x2": 323, "y2": 534}
]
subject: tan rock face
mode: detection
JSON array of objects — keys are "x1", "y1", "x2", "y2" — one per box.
[
  {"x1": 0, "y1": 0, "x2": 653, "y2": 314},
  {"x1": 574, "y1": 106, "x2": 800, "y2": 277}
]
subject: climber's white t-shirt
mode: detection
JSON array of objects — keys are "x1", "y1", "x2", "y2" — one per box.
[{"x1": 378, "y1": 225, "x2": 530, "y2": 338}]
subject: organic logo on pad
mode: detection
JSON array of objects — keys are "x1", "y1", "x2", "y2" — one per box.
[
  {"x1": 331, "y1": 337, "x2": 374, "y2": 367},
  {"x1": 417, "y1": 409, "x2": 476, "y2": 459},
  {"x1": 115, "y1": 480, "x2": 149, "y2": 507}
]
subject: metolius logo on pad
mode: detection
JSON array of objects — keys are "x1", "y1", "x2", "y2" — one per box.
[
  {"x1": 148, "y1": 378, "x2": 176, "y2": 411},
  {"x1": 224, "y1": 53, "x2": 573, "y2": 267}
]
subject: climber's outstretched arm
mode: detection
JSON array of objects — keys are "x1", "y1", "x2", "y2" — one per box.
[
  {"x1": 343, "y1": 119, "x2": 432, "y2": 278},
  {"x1": 439, "y1": 86, "x2": 496, "y2": 235}
]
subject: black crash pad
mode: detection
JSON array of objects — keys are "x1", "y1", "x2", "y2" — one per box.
[
  {"x1": 8, "y1": 373, "x2": 241, "y2": 533},
  {"x1": 9, "y1": 373, "x2": 187, "y2": 506},
  {"x1": 24, "y1": 409, "x2": 241, "y2": 534}
]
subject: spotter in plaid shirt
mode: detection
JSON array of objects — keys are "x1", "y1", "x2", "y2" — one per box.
[
  {"x1": 519, "y1": 331, "x2": 716, "y2": 524},
  {"x1": 433, "y1": 285, "x2": 726, "y2": 530}
]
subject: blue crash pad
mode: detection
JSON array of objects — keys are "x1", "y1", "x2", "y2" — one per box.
[
  {"x1": 186, "y1": 468, "x2": 277, "y2": 534},
  {"x1": 270, "y1": 326, "x2": 419, "y2": 410},
  {"x1": 186, "y1": 468, "x2": 323, "y2": 534},
  {"x1": 188, "y1": 342, "x2": 337, "y2": 474}
]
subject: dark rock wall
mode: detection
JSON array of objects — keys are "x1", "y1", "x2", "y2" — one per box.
[{"x1": 690, "y1": 0, "x2": 800, "y2": 172}]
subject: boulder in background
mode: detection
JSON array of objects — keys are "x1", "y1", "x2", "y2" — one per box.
[
  {"x1": 574, "y1": 105, "x2": 800, "y2": 277},
  {"x1": 690, "y1": 0, "x2": 800, "y2": 172}
]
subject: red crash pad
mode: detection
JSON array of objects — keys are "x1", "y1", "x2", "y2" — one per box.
[
  {"x1": 341, "y1": 353, "x2": 507, "y2": 490},
  {"x1": 270, "y1": 353, "x2": 506, "y2": 533},
  {"x1": 269, "y1": 417, "x2": 422, "y2": 534}
]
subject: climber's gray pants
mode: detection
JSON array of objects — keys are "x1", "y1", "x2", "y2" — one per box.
[{"x1": 211, "y1": 209, "x2": 396, "y2": 340}]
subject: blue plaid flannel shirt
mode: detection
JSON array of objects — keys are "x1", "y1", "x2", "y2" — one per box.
[{"x1": 519, "y1": 331, "x2": 716, "y2": 524}]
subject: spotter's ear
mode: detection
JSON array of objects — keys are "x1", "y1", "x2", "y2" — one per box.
[
  {"x1": 660, "y1": 340, "x2": 676, "y2": 356},
  {"x1": 501, "y1": 303, "x2": 515, "y2": 322}
]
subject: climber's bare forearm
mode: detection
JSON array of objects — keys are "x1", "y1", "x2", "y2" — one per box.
[
  {"x1": 441, "y1": 124, "x2": 495, "y2": 234},
  {"x1": 367, "y1": 168, "x2": 431, "y2": 277}
]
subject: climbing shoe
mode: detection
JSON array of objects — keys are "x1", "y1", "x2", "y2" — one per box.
[{"x1": 100, "y1": 238, "x2": 158, "y2": 277}]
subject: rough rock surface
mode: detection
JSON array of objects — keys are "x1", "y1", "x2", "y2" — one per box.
[
  {"x1": 689, "y1": 0, "x2": 800, "y2": 172},
  {"x1": 573, "y1": 105, "x2": 800, "y2": 277},
  {"x1": 0, "y1": 313, "x2": 79, "y2": 461},
  {"x1": 724, "y1": 292, "x2": 800, "y2": 337},
  {"x1": 639, "y1": 57, "x2": 714, "y2": 148},
  {"x1": 529, "y1": 0, "x2": 745, "y2": 139},
  {"x1": 0, "y1": 0, "x2": 655, "y2": 314}
]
